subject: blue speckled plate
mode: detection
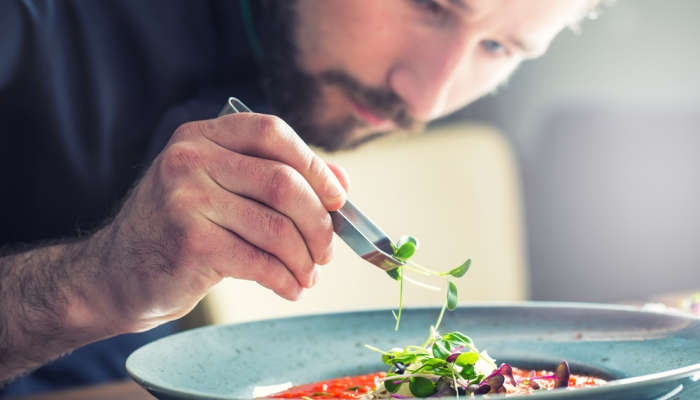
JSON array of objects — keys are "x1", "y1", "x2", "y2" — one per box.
[{"x1": 126, "y1": 302, "x2": 700, "y2": 399}]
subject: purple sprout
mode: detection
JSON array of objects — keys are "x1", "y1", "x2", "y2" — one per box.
[
  {"x1": 445, "y1": 346, "x2": 466, "y2": 363},
  {"x1": 472, "y1": 384, "x2": 491, "y2": 395},
  {"x1": 479, "y1": 374, "x2": 505, "y2": 394},
  {"x1": 554, "y1": 361, "x2": 570, "y2": 388},
  {"x1": 481, "y1": 363, "x2": 516, "y2": 386}
]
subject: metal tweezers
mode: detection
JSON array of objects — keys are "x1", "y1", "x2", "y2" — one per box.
[{"x1": 219, "y1": 97, "x2": 404, "y2": 271}]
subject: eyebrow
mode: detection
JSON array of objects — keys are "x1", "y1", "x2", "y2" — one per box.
[
  {"x1": 448, "y1": 0, "x2": 541, "y2": 57},
  {"x1": 448, "y1": 0, "x2": 473, "y2": 13}
]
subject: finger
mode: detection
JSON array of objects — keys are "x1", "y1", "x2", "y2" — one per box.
[
  {"x1": 199, "y1": 179, "x2": 316, "y2": 288},
  {"x1": 198, "y1": 113, "x2": 347, "y2": 211},
  {"x1": 326, "y1": 161, "x2": 351, "y2": 193},
  {"x1": 202, "y1": 144, "x2": 335, "y2": 265},
  {"x1": 207, "y1": 222, "x2": 304, "y2": 301}
]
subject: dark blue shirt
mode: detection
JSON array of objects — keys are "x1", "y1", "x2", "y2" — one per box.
[{"x1": 0, "y1": 0, "x2": 265, "y2": 396}]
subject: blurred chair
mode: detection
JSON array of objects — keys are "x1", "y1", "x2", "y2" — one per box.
[
  {"x1": 524, "y1": 105, "x2": 700, "y2": 302},
  {"x1": 196, "y1": 122, "x2": 527, "y2": 325}
]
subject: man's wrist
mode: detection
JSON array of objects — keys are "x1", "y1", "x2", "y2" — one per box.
[
  {"x1": 63, "y1": 228, "x2": 131, "y2": 338},
  {"x1": 0, "y1": 233, "x2": 126, "y2": 382}
]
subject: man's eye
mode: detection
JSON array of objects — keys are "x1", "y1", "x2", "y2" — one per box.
[
  {"x1": 481, "y1": 39, "x2": 506, "y2": 55},
  {"x1": 411, "y1": 0, "x2": 447, "y2": 19}
]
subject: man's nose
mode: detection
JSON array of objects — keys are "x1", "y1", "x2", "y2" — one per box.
[{"x1": 389, "y1": 34, "x2": 474, "y2": 122}]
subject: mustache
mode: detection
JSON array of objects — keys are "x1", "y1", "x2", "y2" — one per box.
[{"x1": 318, "y1": 70, "x2": 422, "y2": 131}]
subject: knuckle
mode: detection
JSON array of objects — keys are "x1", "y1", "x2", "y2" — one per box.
[
  {"x1": 263, "y1": 212, "x2": 295, "y2": 241},
  {"x1": 241, "y1": 243, "x2": 274, "y2": 272},
  {"x1": 173, "y1": 120, "x2": 206, "y2": 141},
  {"x1": 265, "y1": 165, "x2": 299, "y2": 207},
  {"x1": 217, "y1": 112, "x2": 237, "y2": 128},
  {"x1": 255, "y1": 115, "x2": 286, "y2": 145},
  {"x1": 160, "y1": 141, "x2": 203, "y2": 178},
  {"x1": 306, "y1": 154, "x2": 326, "y2": 180}
]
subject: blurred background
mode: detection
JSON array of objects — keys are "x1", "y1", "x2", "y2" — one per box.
[
  {"x1": 443, "y1": 0, "x2": 700, "y2": 302},
  {"x1": 205, "y1": 0, "x2": 700, "y2": 324}
]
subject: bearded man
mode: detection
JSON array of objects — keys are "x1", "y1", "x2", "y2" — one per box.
[{"x1": 0, "y1": 0, "x2": 597, "y2": 395}]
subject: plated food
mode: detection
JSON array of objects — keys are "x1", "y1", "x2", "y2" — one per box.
[
  {"x1": 269, "y1": 367, "x2": 605, "y2": 399},
  {"x1": 268, "y1": 329, "x2": 606, "y2": 399}
]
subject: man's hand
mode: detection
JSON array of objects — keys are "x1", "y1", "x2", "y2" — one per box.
[
  {"x1": 96, "y1": 112, "x2": 348, "y2": 332},
  {"x1": 0, "y1": 113, "x2": 348, "y2": 383}
]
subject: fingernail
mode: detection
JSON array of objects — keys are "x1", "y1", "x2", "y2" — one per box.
[{"x1": 310, "y1": 268, "x2": 320, "y2": 287}]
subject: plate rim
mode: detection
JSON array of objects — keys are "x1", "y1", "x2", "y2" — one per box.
[{"x1": 126, "y1": 301, "x2": 700, "y2": 399}]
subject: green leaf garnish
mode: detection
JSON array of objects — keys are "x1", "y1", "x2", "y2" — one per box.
[
  {"x1": 431, "y1": 340, "x2": 451, "y2": 359},
  {"x1": 388, "y1": 234, "x2": 472, "y2": 331},
  {"x1": 442, "y1": 259, "x2": 471, "y2": 278},
  {"x1": 369, "y1": 326, "x2": 497, "y2": 400},
  {"x1": 460, "y1": 363, "x2": 476, "y2": 380},
  {"x1": 384, "y1": 378, "x2": 403, "y2": 393},
  {"x1": 386, "y1": 267, "x2": 402, "y2": 280},
  {"x1": 442, "y1": 331, "x2": 473, "y2": 346},
  {"x1": 447, "y1": 281, "x2": 458, "y2": 311},
  {"x1": 409, "y1": 377, "x2": 436, "y2": 397},
  {"x1": 455, "y1": 351, "x2": 479, "y2": 366},
  {"x1": 394, "y1": 235, "x2": 418, "y2": 261},
  {"x1": 381, "y1": 353, "x2": 394, "y2": 364},
  {"x1": 395, "y1": 242, "x2": 416, "y2": 260},
  {"x1": 396, "y1": 235, "x2": 418, "y2": 251},
  {"x1": 422, "y1": 358, "x2": 447, "y2": 367}
]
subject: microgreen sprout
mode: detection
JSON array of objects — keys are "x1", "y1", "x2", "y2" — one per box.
[
  {"x1": 387, "y1": 235, "x2": 472, "y2": 331},
  {"x1": 364, "y1": 327, "x2": 496, "y2": 398},
  {"x1": 364, "y1": 235, "x2": 476, "y2": 397}
]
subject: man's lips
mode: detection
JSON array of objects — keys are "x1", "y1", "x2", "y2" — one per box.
[{"x1": 350, "y1": 99, "x2": 394, "y2": 129}]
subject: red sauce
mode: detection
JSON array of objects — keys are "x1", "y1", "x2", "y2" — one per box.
[
  {"x1": 267, "y1": 368, "x2": 605, "y2": 399},
  {"x1": 269, "y1": 372, "x2": 386, "y2": 399}
]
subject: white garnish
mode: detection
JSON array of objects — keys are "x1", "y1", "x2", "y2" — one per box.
[{"x1": 251, "y1": 382, "x2": 293, "y2": 397}]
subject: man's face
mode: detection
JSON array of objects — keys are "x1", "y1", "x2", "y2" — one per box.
[{"x1": 260, "y1": 0, "x2": 593, "y2": 151}]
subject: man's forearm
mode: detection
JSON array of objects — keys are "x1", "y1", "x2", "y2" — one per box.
[{"x1": 0, "y1": 235, "x2": 118, "y2": 383}]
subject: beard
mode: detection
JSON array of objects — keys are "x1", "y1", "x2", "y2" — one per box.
[{"x1": 257, "y1": 1, "x2": 422, "y2": 152}]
